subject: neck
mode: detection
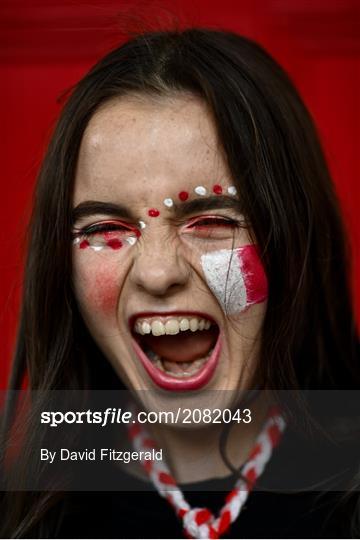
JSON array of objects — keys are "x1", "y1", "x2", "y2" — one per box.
[{"x1": 147, "y1": 391, "x2": 272, "y2": 484}]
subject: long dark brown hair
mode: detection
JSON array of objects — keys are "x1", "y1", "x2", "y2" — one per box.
[{"x1": 1, "y1": 28, "x2": 359, "y2": 537}]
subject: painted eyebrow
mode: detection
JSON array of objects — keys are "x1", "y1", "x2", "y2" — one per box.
[
  {"x1": 72, "y1": 201, "x2": 135, "y2": 223},
  {"x1": 173, "y1": 195, "x2": 242, "y2": 217}
]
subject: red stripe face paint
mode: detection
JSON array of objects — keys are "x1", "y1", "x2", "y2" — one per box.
[
  {"x1": 200, "y1": 244, "x2": 268, "y2": 314},
  {"x1": 239, "y1": 245, "x2": 268, "y2": 304}
]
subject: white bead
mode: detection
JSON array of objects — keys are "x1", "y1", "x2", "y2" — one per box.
[
  {"x1": 163, "y1": 198, "x2": 174, "y2": 207},
  {"x1": 194, "y1": 186, "x2": 207, "y2": 196}
]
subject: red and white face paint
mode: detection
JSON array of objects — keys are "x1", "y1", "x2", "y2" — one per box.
[
  {"x1": 71, "y1": 96, "x2": 269, "y2": 411},
  {"x1": 73, "y1": 220, "x2": 140, "y2": 252},
  {"x1": 201, "y1": 245, "x2": 268, "y2": 315}
]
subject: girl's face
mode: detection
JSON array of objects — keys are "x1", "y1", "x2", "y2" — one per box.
[{"x1": 72, "y1": 94, "x2": 268, "y2": 410}]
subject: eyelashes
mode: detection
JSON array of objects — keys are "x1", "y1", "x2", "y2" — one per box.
[{"x1": 73, "y1": 220, "x2": 138, "y2": 237}]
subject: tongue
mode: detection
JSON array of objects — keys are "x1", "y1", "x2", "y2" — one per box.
[{"x1": 142, "y1": 329, "x2": 216, "y2": 362}]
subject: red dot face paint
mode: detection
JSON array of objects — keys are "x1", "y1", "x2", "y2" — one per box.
[
  {"x1": 79, "y1": 240, "x2": 90, "y2": 249},
  {"x1": 106, "y1": 238, "x2": 122, "y2": 250},
  {"x1": 148, "y1": 208, "x2": 160, "y2": 217},
  {"x1": 213, "y1": 184, "x2": 222, "y2": 195},
  {"x1": 178, "y1": 191, "x2": 189, "y2": 201}
]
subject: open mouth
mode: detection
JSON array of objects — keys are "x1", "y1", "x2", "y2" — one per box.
[{"x1": 130, "y1": 313, "x2": 221, "y2": 391}]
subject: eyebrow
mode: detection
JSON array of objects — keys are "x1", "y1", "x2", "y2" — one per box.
[
  {"x1": 173, "y1": 195, "x2": 242, "y2": 217},
  {"x1": 72, "y1": 195, "x2": 242, "y2": 224},
  {"x1": 72, "y1": 201, "x2": 134, "y2": 223}
]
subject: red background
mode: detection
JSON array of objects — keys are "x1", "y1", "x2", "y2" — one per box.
[{"x1": 0, "y1": 0, "x2": 359, "y2": 388}]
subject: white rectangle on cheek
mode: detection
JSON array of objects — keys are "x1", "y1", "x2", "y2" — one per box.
[{"x1": 200, "y1": 249, "x2": 247, "y2": 315}]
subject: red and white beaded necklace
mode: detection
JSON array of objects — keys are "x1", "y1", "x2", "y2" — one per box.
[{"x1": 127, "y1": 406, "x2": 286, "y2": 539}]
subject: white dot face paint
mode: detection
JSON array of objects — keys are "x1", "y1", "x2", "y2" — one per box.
[
  {"x1": 126, "y1": 237, "x2": 137, "y2": 246},
  {"x1": 194, "y1": 185, "x2": 207, "y2": 196},
  {"x1": 139, "y1": 221, "x2": 146, "y2": 229},
  {"x1": 163, "y1": 198, "x2": 174, "y2": 208},
  {"x1": 200, "y1": 245, "x2": 268, "y2": 315}
]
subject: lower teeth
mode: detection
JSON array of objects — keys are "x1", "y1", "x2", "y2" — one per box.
[{"x1": 147, "y1": 348, "x2": 214, "y2": 378}]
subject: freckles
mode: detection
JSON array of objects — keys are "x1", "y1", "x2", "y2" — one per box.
[{"x1": 200, "y1": 245, "x2": 268, "y2": 315}]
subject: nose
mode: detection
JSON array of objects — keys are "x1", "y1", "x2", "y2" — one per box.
[{"x1": 130, "y1": 234, "x2": 190, "y2": 297}]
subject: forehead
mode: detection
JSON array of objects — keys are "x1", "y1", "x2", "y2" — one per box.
[{"x1": 73, "y1": 94, "x2": 231, "y2": 206}]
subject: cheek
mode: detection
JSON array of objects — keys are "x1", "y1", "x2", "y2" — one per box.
[
  {"x1": 74, "y1": 260, "x2": 120, "y2": 317},
  {"x1": 200, "y1": 245, "x2": 268, "y2": 315}
]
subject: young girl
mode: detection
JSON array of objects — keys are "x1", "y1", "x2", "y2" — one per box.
[{"x1": 1, "y1": 28, "x2": 359, "y2": 538}]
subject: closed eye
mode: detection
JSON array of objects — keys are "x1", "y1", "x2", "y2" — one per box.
[
  {"x1": 73, "y1": 220, "x2": 139, "y2": 238},
  {"x1": 181, "y1": 214, "x2": 243, "y2": 240},
  {"x1": 186, "y1": 216, "x2": 239, "y2": 229}
]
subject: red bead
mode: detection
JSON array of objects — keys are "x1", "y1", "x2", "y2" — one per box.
[
  {"x1": 148, "y1": 208, "x2": 160, "y2": 217},
  {"x1": 178, "y1": 191, "x2": 189, "y2": 201},
  {"x1": 213, "y1": 184, "x2": 222, "y2": 194}
]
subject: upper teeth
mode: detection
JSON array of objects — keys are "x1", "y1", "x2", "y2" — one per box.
[{"x1": 134, "y1": 316, "x2": 212, "y2": 336}]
